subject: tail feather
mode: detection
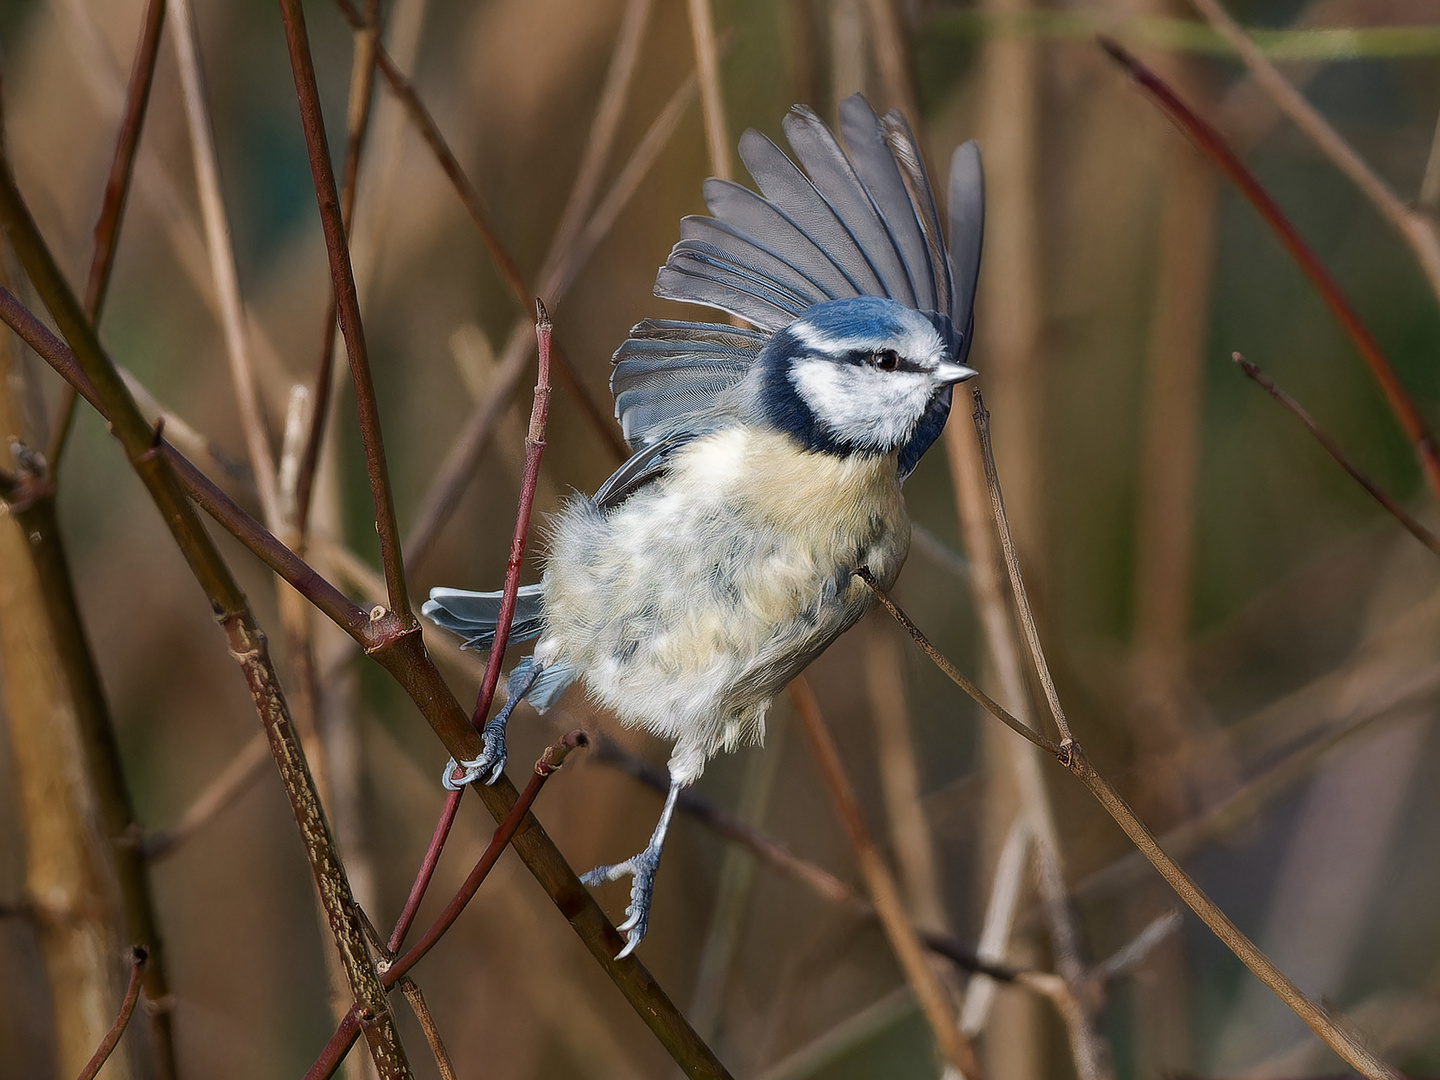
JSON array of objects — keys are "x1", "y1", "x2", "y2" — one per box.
[{"x1": 422, "y1": 584, "x2": 546, "y2": 652}]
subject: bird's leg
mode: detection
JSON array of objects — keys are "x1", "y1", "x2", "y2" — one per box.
[
  {"x1": 442, "y1": 662, "x2": 543, "y2": 790},
  {"x1": 581, "y1": 778, "x2": 683, "y2": 958}
]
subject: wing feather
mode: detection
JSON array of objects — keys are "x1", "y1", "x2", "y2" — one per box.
[
  {"x1": 839, "y1": 95, "x2": 938, "y2": 312},
  {"x1": 780, "y1": 107, "x2": 916, "y2": 306}
]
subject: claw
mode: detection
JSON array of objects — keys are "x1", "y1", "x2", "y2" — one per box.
[
  {"x1": 581, "y1": 848, "x2": 660, "y2": 958},
  {"x1": 440, "y1": 718, "x2": 509, "y2": 790}
]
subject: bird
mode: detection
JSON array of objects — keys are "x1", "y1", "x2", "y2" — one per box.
[{"x1": 423, "y1": 94, "x2": 984, "y2": 958}]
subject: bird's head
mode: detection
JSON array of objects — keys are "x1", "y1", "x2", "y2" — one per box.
[{"x1": 752, "y1": 296, "x2": 977, "y2": 458}]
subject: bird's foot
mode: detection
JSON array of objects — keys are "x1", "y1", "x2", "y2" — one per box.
[
  {"x1": 440, "y1": 719, "x2": 508, "y2": 790},
  {"x1": 580, "y1": 844, "x2": 662, "y2": 959}
]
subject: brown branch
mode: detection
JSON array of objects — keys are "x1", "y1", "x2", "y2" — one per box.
[
  {"x1": 1100, "y1": 35, "x2": 1440, "y2": 506},
  {"x1": 971, "y1": 387, "x2": 1075, "y2": 749},
  {"x1": 686, "y1": 0, "x2": 731, "y2": 181},
  {"x1": 1233, "y1": 352, "x2": 1440, "y2": 558},
  {"x1": 76, "y1": 946, "x2": 147, "y2": 1080},
  {"x1": 295, "y1": 0, "x2": 382, "y2": 538},
  {"x1": 469, "y1": 301, "x2": 553, "y2": 728},
  {"x1": 143, "y1": 731, "x2": 270, "y2": 861},
  {"x1": 856, "y1": 568, "x2": 1062, "y2": 756},
  {"x1": 0, "y1": 146, "x2": 412, "y2": 1079},
  {"x1": 173, "y1": 0, "x2": 280, "y2": 527},
  {"x1": 397, "y1": 979, "x2": 457, "y2": 1080},
  {"x1": 48, "y1": 0, "x2": 167, "y2": 470},
  {"x1": 332, "y1": 0, "x2": 528, "y2": 308},
  {"x1": 280, "y1": 0, "x2": 411, "y2": 623},
  {"x1": 789, "y1": 678, "x2": 984, "y2": 1079}
]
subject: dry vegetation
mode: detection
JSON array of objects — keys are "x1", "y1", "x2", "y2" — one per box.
[{"x1": 2, "y1": 0, "x2": 1440, "y2": 1078}]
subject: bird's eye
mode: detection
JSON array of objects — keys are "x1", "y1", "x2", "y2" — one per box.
[{"x1": 872, "y1": 349, "x2": 899, "y2": 371}]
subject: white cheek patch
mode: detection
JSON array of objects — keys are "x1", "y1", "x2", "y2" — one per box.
[{"x1": 789, "y1": 358, "x2": 934, "y2": 450}]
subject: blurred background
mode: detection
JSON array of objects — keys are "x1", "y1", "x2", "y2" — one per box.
[{"x1": 2, "y1": 0, "x2": 1440, "y2": 1077}]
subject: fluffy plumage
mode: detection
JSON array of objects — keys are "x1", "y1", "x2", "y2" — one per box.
[{"x1": 422, "y1": 95, "x2": 985, "y2": 957}]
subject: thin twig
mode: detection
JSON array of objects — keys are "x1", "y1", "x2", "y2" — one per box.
[
  {"x1": 332, "y1": 0, "x2": 528, "y2": 308},
  {"x1": 397, "y1": 979, "x2": 457, "y2": 1080},
  {"x1": 172, "y1": 0, "x2": 280, "y2": 528},
  {"x1": 294, "y1": 0, "x2": 382, "y2": 538},
  {"x1": 389, "y1": 304, "x2": 553, "y2": 972},
  {"x1": 861, "y1": 582, "x2": 1403, "y2": 1079},
  {"x1": 1101, "y1": 35, "x2": 1440, "y2": 505},
  {"x1": 941, "y1": 396, "x2": 1108, "y2": 1078},
  {"x1": 143, "y1": 731, "x2": 270, "y2": 860},
  {"x1": 789, "y1": 678, "x2": 984, "y2": 1079},
  {"x1": 387, "y1": 791, "x2": 462, "y2": 954},
  {"x1": 1233, "y1": 352, "x2": 1440, "y2": 557},
  {"x1": 687, "y1": 0, "x2": 731, "y2": 181},
  {"x1": 970, "y1": 386, "x2": 1074, "y2": 750},
  {"x1": 47, "y1": 0, "x2": 167, "y2": 470},
  {"x1": 280, "y1": 0, "x2": 411, "y2": 623},
  {"x1": 76, "y1": 946, "x2": 147, "y2": 1080},
  {"x1": 1186, "y1": 0, "x2": 1440, "y2": 312},
  {"x1": 856, "y1": 569, "x2": 1061, "y2": 756},
  {"x1": 471, "y1": 300, "x2": 552, "y2": 731}
]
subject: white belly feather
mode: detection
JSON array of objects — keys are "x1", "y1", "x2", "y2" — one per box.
[{"x1": 536, "y1": 427, "x2": 910, "y2": 783}]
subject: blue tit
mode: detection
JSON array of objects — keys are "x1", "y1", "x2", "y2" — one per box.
[{"x1": 424, "y1": 94, "x2": 985, "y2": 958}]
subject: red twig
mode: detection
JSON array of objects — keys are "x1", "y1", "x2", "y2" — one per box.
[
  {"x1": 279, "y1": 0, "x2": 412, "y2": 623},
  {"x1": 304, "y1": 732, "x2": 588, "y2": 1080},
  {"x1": 472, "y1": 300, "x2": 554, "y2": 730},
  {"x1": 76, "y1": 946, "x2": 147, "y2": 1080},
  {"x1": 387, "y1": 790, "x2": 462, "y2": 954},
  {"x1": 388, "y1": 303, "x2": 552, "y2": 982},
  {"x1": 1232, "y1": 352, "x2": 1440, "y2": 557},
  {"x1": 1100, "y1": 36, "x2": 1440, "y2": 505},
  {"x1": 47, "y1": 0, "x2": 167, "y2": 470}
]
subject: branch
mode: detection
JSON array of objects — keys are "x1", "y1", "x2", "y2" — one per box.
[
  {"x1": 1100, "y1": 35, "x2": 1440, "y2": 506},
  {"x1": 790, "y1": 678, "x2": 984, "y2": 1079},
  {"x1": 48, "y1": 0, "x2": 167, "y2": 470},
  {"x1": 280, "y1": 0, "x2": 411, "y2": 622},
  {"x1": 76, "y1": 946, "x2": 147, "y2": 1080},
  {"x1": 295, "y1": 0, "x2": 382, "y2": 538},
  {"x1": 1233, "y1": 352, "x2": 1440, "y2": 557},
  {"x1": 173, "y1": 0, "x2": 280, "y2": 527}
]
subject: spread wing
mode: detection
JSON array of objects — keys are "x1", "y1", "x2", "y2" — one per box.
[{"x1": 612, "y1": 93, "x2": 983, "y2": 459}]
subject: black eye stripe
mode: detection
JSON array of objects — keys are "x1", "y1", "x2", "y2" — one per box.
[{"x1": 837, "y1": 349, "x2": 929, "y2": 374}]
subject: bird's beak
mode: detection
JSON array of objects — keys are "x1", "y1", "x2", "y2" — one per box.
[{"x1": 934, "y1": 360, "x2": 978, "y2": 386}]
